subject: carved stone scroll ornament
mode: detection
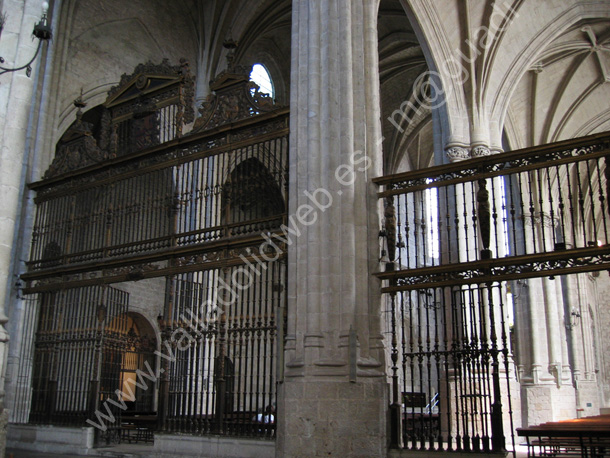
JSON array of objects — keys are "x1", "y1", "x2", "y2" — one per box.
[{"x1": 192, "y1": 66, "x2": 276, "y2": 133}]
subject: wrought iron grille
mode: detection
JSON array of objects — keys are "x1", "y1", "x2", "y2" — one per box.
[
  {"x1": 376, "y1": 132, "x2": 610, "y2": 452},
  {"x1": 376, "y1": 133, "x2": 610, "y2": 287},
  {"x1": 385, "y1": 282, "x2": 512, "y2": 452},
  {"x1": 158, "y1": 260, "x2": 284, "y2": 437},
  {"x1": 10, "y1": 294, "x2": 39, "y2": 424},
  {"x1": 22, "y1": 62, "x2": 289, "y2": 443},
  {"x1": 27, "y1": 130, "x2": 288, "y2": 271},
  {"x1": 29, "y1": 285, "x2": 129, "y2": 435}
]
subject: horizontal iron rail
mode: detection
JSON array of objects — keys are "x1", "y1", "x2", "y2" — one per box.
[
  {"x1": 26, "y1": 214, "x2": 284, "y2": 269},
  {"x1": 21, "y1": 232, "x2": 288, "y2": 294},
  {"x1": 374, "y1": 131, "x2": 610, "y2": 196},
  {"x1": 376, "y1": 245, "x2": 610, "y2": 291}
]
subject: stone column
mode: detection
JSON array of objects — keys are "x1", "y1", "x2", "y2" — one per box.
[
  {"x1": 0, "y1": 0, "x2": 49, "y2": 454},
  {"x1": 519, "y1": 214, "x2": 577, "y2": 425},
  {"x1": 277, "y1": 0, "x2": 387, "y2": 456}
]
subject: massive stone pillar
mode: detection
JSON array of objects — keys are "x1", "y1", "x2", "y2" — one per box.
[
  {"x1": 277, "y1": 1, "x2": 387, "y2": 456},
  {"x1": 0, "y1": 0, "x2": 51, "y2": 454}
]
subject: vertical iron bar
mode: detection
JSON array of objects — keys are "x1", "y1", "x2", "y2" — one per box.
[
  {"x1": 444, "y1": 186, "x2": 453, "y2": 264},
  {"x1": 399, "y1": 291, "x2": 408, "y2": 448},
  {"x1": 585, "y1": 158, "x2": 599, "y2": 244},
  {"x1": 594, "y1": 157, "x2": 609, "y2": 244},
  {"x1": 526, "y1": 171, "x2": 538, "y2": 254},
  {"x1": 565, "y1": 162, "x2": 578, "y2": 250},
  {"x1": 554, "y1": 163, "x2": 568, "y2": 249},
  {"x1": 575, "y1": 161, "x2": 589, "y2": 247},
  {"x1": 535, "y1": 169, "x2": 548, "y2": 252},
  {"x1": 544, "y1": 167, "x2": 558, "y2": 248},
  {"x1": 461, "y1": 183, "x2": 469, "y2": 263},
  {"x1": 477, "y1": 179, "x2": 492, "y2": 260},
  {"x1": 389, "y1": 288, "x2": 401, "y2": 449},
  {"x1": 487, "y1": 283, "x2": 506, "y2": 453}
]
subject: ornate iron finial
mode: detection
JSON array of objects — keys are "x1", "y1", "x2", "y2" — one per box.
[
  {"x1": 63, "y1": 88, "x2": 93, "y2": 138},
  {"x1": 477, "y1": 178, "x2": 492, "y2": 260},
  {"x1": 224, "y1": 30, "x2": 238, "y2": 72}
]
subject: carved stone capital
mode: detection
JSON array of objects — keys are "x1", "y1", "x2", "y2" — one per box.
[
  {"x1": 445, "y1": 146, "x2": 470, "y2": 162},
  {"x1": 471, "y1": 145, "x2": 492, "y2": 157}
]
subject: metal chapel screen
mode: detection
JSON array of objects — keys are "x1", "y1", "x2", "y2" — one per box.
[{"x1": 20, "y1": 60, "x2": 288, "y2": 443}]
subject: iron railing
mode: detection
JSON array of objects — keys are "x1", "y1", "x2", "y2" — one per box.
[
  {"x1": 158, "y1": 261, "x2": 284, "y2": 437},
  {"x1": 376, "y1": 133, "x2": 610, "y2": 286},
  {"x1": 27, "y1": 120, "x2": 288, "y2": 272},
  {"x1": 29, "y1": 286, "x2": 129, "y2": 436},
  {"x1": 376, "y1": 132, "x2": 610, "y2": 452}
]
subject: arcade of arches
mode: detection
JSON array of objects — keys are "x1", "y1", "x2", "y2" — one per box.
[{"x1": 1, "y1": 1, "x2": 610, "y2": 457}]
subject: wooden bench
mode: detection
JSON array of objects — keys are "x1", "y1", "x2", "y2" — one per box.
[
  {"x1": 120, "y1": 412, "x2": 157, "y2": 443},
  {"x1": 517, "y1": 414, "x2": 610, "y2": 458}
]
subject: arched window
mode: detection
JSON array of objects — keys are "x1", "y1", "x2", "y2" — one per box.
[{"x1": 250, "y1": 63, "x2": 274, "y2": 99}]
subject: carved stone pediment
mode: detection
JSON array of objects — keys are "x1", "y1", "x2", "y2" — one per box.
[
  {"x1": 43, "y1": 59, "x2": 197, "y2": 179},
  {"x1": 192, "y1": 66, "x2": 275, "y2": 133},
  {"x1": 105, "y1": 58, "x2": 195, "y2": 125}
]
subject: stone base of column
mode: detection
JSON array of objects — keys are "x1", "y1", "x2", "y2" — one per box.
[
  {"x1": 573, "y1": 380, "x2": 602, "y2": 418},
  {"x1": 521, "y1": 384, "x2": 576, "y2": 426},
  {"x1": 277, "y1": 378, "x2": 388, "y2": 458}
]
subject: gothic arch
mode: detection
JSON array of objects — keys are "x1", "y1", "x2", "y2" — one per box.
[
  {"x1": 375, "y1": 0, "x2": 454, "y2": 174},
  {"x1": 397, "y1": 0, "x2": 468, "y2": 148},
  {"x1": 222, "y1": 157, "x2": 285, "y2": 227}
]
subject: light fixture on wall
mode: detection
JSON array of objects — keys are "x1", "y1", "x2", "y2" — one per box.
[{"x1": 0, "y1": 1, "x2": 52, "y2": 77}]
